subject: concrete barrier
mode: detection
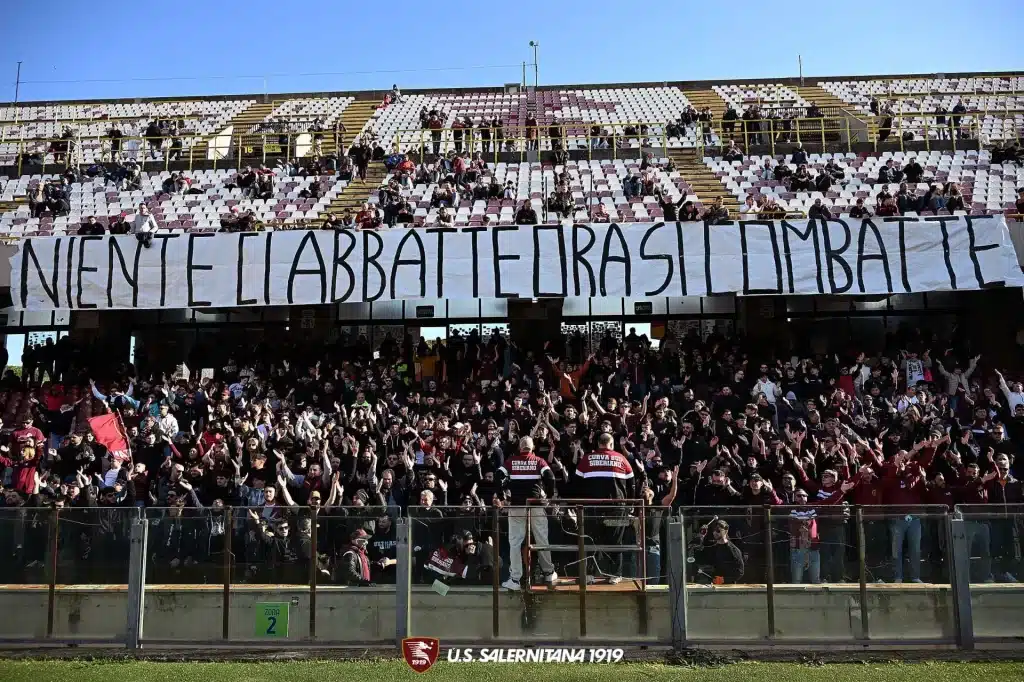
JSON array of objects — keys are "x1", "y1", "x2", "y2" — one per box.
[{"x1": 2, "y1": 583, "x2": 1020, "y2": 645}]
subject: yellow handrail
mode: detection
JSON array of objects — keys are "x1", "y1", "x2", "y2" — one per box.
[{"x1": 12, "y1": 134, "x2": 208, "y2": 175}]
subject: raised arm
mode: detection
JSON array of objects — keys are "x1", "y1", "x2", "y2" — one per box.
[
  {"x1": 320, "y1": 442, "x2": 332, "y2": 486},
  {"x1": 276, "y1": 475, "x2": 298, "y2": 508},
  {"x1": 90, "y1": 379, "x2": 108, "y2": 401}
]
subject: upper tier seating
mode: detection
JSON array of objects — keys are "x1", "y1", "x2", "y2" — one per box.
[
  {"x1": 371, "y1": 158, "x2": 700, "y2": 227},
  {"x1": 366, "y1": 88, "x2": 713, "y2": 152},
  {"x1": 264, "y1": 97, "x2": 355, "y2": 127},
  {"x1": 704, "y1": 149, "x2": 1021, "y2": 216},
  {"x1": 0, "y1": 168, "x2": 349, "y2": 235},
  {"x1": 0, "y1": 99, "x2": 255, "y2": 165},
  {"x1": 819, "y1": 77, "x2": 1023, "y2": 141},
  {"x1": 714, "y1": 84, "x2": 810, "y2": 113}
]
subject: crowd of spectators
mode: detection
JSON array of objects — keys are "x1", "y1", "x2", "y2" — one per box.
[
  {"x1": 1, "y1": 322, "x2": 1022, "y2": 588},
  {"x1": 721, "y1": 143, "x2": 977, "y2": 221},
  {"x1": 351, "y1": 149, "x2": 738, "y2": 229},
  {"x1": 16, "y1": 88, "x2": 1019, "y2": 239}
]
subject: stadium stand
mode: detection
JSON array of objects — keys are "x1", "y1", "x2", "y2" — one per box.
[
  {"x1": 0, "y1": 99, "x2": 256, "y2": 165},
  {"x1": 0, "y1": 167, "x2": 350, "y2": 234},
  {"x1": 365, "y1": 87, "x2": 710, "y2": 153},
  {"x1": 371, "y1": 157, "x2": 700, "y2": 226},
  {"x1": 714, "y1": 83, "x2": 811, "y2": 114},
  {"x1": 820, "y1": 76, "x2": 1024, "y2": 142},
  {"x1": 702, "y1": 148, "x2": 1023, "y2": 217},
  {"x1": 0, "y1": 73, "x2": 1020, "y2": 231},
  {"x1": 0, "y1": 72, "x2": 1023, "y2": 602}
]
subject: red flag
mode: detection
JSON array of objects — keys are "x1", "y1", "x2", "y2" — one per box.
[{"x1": 88, "y1": 413, "x2": 128, "y2": 452}]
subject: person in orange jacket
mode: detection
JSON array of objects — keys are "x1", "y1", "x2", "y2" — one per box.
[{"x1": 547, "y1": 351, "x2": 592, "y2": 401}]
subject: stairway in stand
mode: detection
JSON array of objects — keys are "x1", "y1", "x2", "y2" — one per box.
[
  {"x1": 682, "y1": 88, "x2": 730, "y2": 120},
  {"x1": 667, "y1": 148, "x2": 739, "y2": 218},
  {"x1": 316, "y1": 99, "x2": 391, "y2": 217},
  {"x1": 227, "y1": 102, "x2": 279, "y2": 161},
  {"x1": 792, "y1": 85, "x2": 852, "y2": 112},
  {"x1": 187, "y1": 101, "x2": 275, "y2": 163},
  {"x1": 792, "y1": 85, "x2": 861, "y2": 146},
  {"x1": 322, "y1": 100, "x2": 379, "y2": 156},
  {"x1": 322, "y1": 161, "x2": 387, "y2": 219}
]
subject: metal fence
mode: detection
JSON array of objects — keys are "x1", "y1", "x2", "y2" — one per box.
[{"x1": 0, "y1": 503, "x2": 1020, "y2": 649}]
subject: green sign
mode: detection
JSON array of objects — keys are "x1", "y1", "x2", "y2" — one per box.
[{"x1": 255, "y1": 602, "x2": 290, "y2": 638}]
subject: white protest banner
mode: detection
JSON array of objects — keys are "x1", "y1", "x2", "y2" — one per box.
[{"x1": 9, "y1": 217, "x2": 1023, "y2": 311}]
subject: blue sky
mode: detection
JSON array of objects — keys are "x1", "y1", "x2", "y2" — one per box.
[{"x1": 1, "y1": 0, "x2": 1020, "y2": 103}]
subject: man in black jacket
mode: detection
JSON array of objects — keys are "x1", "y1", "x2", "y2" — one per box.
[
  {"x1": 692, "y1": 519, "x2": 745, "y2": 584},
  {"x1": 514, "y1": 201, "x2": 538, "y2": 225},
  {"x1": 369, "y1": 514, "x2": 397, "y2": 584},
  {"x1": 655, "y1": 189, "x2": 686, "y2": 221},
  {"x1": 952, "y1": 99, "x2": 967, "y2": 138},
  {"x1": 77, "y1": 216, "x2": 105, "y2": 235},
  {"x1": 903, "y1": 158, "x2": 924, "y2": 184},
  {"x1": 722, "y1": 106, "x2": 738, "y2": 135},
  {"x1": 790, "y1": 144, "x2": 808, "y2": 165},
  {"x1": 339, "y1": 528, "x2": 373, "y2": 585},
  {"x1": 459, "y1": 530, "x2": 496, "y2": 584},
  {"x1": 108, "y1": 212, "x2": 131, "y2": 235}
]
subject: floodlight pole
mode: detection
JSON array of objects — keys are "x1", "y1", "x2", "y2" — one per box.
[
  {"x1": 530, "y1": 41, "x2": 539, "y2": 88},
  {"x1": 14, "y1": 61, "x2": 22, "y2": 106}
]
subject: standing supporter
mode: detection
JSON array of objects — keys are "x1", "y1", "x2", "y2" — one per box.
[
  {"x1": 132, "y1": 204, "x2": 159, "y2": 248},
  {"x1": 2, "y1": 323, "x2": 1023, "y2": 590},
  {"x1": 574, "y1": 433, "x2": 643, "y2": 579},
  {"x1": 496, "y1": 435, "x2": 557, "y2": 590}
]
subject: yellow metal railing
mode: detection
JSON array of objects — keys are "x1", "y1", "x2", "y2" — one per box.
[
  {"x1": 389, "y1": 121, "x2": 674, "y2": 164},
  {"x1": 5, "y1": 113, "x2": 1015, "y2": 179},
  {"x1": 388, "y1": 117, "x2": 861, "y2": 163},
  {"x1": 9, "y1": 134, "x2": 207, "y2": 175},
  {"x1": 695, "y1": 116, "x2": 855, "y2": 157},
  {"x1": 861, "y1": 113, "x2": 1016, "y2": 153},
  {"x1": 9, "y1": 130, "x2": 327, "y2": 175},
  {"x1": 0, "y1": 116, "x2": 206, "y2": 145},
  {"x1": 868, "y1": 97, "x2": 1024, "y2": 118}
]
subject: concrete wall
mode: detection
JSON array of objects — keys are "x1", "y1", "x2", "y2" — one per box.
[{"x1": 2, "y1": 584, "x2": 1021, "y2": 644}]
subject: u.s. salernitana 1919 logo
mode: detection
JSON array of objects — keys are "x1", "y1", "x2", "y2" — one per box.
[{"x1": 402, "y1": 637, "x2": 440, "y2": 673}]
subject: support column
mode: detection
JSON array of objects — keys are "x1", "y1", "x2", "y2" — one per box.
[
  {"x1": 125, "y1": 518, "x2": 149, "y2": 650},
  {"x1": 395, "y1": 517, "x2": 410, "y2": 642},
  {"x1": 949, "y1": 517, "x2": 975, "y2": 650},
  {"x1": 667, "y1": 521, "x2": 687, "y2": 648}
]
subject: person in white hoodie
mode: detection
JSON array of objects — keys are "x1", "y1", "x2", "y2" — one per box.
[
  {"x1": 847, "y1": 352, "x2": 872, "y2": 397},
  {"x1": 996, "y1": 369, "x2": 1024, "y2": 411},
  {"x1": 132, "y1": 203, "x2": 159, "y2": 248},
  {"x1": 752, "y1": 370, "x2": 781, "y2": 405}
]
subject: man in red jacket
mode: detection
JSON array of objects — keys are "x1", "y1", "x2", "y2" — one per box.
[
  {"x1": 0, "y1": 439, "x2": 43, "y2": 495},
  {"x1": 13, "y1": 417, "x2": 45, "y2": 460},
  {"x1": 945, "y1": 455, "x2": 995, "y2": 581},
  {"x1": 881, "y1": 444, "x2": 933, "y2": 583},
  {"x1": 793, "y1": 463, "x2": 850, "y2": 582},
  {"x1": 847, "y1": 464, "x2": 887, "y2": 579}
]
